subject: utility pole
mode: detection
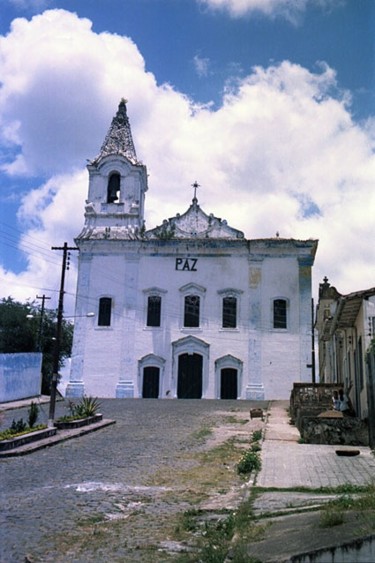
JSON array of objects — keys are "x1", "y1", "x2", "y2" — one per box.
[
  {"x1": 48, "y1": 242, "x2": 78, "y2": 426},
  {"x1": 35, "y1": 294, "x2": 51, "y2": 351},
  {"x1": 311, "y1": 298, "x2": 316, "y2": 383}
]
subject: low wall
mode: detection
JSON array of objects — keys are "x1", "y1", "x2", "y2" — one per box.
[
  {"x1": 0, "y1": 353, "x2": 42, "y2": 403},
  {"x1": 300, "y1": 415, "x2": 369, "y2": 446},
  {"x1": 290, "y1": 383, "x2": 338, "y2": 422}
]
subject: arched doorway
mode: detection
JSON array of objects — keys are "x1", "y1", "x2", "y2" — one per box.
[
  {"x1": 142, "y1": 366, "x2": 160, "y2": 398},
  {"x1": 215, "y1": 355, "x2": 242, "y2": 399},
  {"x1": 177, "y1": 353, "x2": 203, "y2": 399},
  {"x1": 220, "y1": 368, "x2": 238, "y2": 399}
]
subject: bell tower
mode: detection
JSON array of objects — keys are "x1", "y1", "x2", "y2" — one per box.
[{"x1": 78, "y1": 99, "x2": 148, "y2": 240}]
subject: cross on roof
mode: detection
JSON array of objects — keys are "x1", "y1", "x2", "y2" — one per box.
[{"x1": 191, "y1": 181, "x2": 200, "y2": 202}]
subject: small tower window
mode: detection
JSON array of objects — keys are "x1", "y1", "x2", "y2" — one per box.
[
  {"x1": 107, "y1": 172, "x2": 120, "y2": 203},
  {"x1": 98, "y1": 297, "x2": 112, "y2": 326}
]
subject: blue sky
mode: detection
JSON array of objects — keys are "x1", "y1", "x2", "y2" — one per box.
[{"x1": 0, "y1": 0, "x2": 374, "y2": 311}]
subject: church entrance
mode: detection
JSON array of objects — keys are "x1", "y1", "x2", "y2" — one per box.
[
  {"x1": 177, "y1": 353, "x2": 203, "y2": 398},
  {"x1": 142, "y1": 366, "x2": 160, "y2": 398},
  {"x1": 220, "y1": 368, "x2": 238, "y2": 399}
]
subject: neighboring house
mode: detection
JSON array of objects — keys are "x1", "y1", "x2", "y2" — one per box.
[
  {"x1": 66, "y1": 100, "x2": 318, "y2": 400},
  {"x1": 315, "y1": 277, "x2": 375, "y2": 419},
  {"x1": 0, "y1": 353, "x2": 42, "y2": 403}
]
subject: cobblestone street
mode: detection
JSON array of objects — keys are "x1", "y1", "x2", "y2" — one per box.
[{"x1": 1, "y1": 399, "x2": 265, "y2": 562}]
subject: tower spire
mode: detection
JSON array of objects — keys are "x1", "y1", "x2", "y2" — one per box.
[{"x1": 95, "y1": 98, "x2": 138, "y2": 163}]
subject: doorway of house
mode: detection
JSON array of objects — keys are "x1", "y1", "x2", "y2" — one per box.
[
  {"x1": 177, "y1": 353, "x2": 203, "y2": 398},
  {"x1": 142, "y1": 366, "x2": 160, "y2": 398},
  {"x1": 220, "y1": 368, "x2": 237, "y2": 399}
]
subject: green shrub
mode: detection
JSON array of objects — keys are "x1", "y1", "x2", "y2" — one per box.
[
  {"x1": 69, "y1": 396, "x2": 101, "y2": 418},
  {"x1": 10, "y1": 418, "x2": 27, "y2": 433},
  {"x1": 237, "y1": 449, "x2": 262, "y2": 474},
  {"x1": 319, "y1": 508, "x2": 344, "y2": 528},
  {"x1": 252, "y1": 430, "x2": 262, "y2": 442},
  {"x1": 28, "y1": 402, "x2": 39, "y2": 428},
  {"x1": 251, "y1": 441, "x2": 261, "y2": 452}
]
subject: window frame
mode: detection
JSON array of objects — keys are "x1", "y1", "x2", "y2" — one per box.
[
  {"x1": 272, "y1": 298, "x2": 288, "y2": 330},
  {"x1": 98, "y1": 296, "x2": 112, "y2": 327},
  {"x1": 143, "y1": 287, "x2": 167, "y2": 329},
  {"x1": 184, "y1": 294, "x2": 200, "y2": 328},
  {"x1": 218, "y1": 288, "x2": 242, "y2": 330},
  {"x1": 107, "y1": 171, "x2": 121, "y2": 204},
  {"x1": 146, "y1": 295, "x2": 162, "y2": 327},
  {"x1": 179, "y1": 283, "x2": 206, "y2": 331}
]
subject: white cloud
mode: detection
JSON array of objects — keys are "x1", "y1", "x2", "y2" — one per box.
[
  {"x1": 8, "y1": 0, "x2": 51, "y2": 10},
  {"x1": 0, "y1": 8, "x2": 374, "y2": 311},
  {"x1": 193, "y1": 54, "x2": 211, "y2": 77},
  {"x1": 199, "y1": 0, "x2": 341, "y2": 22}
]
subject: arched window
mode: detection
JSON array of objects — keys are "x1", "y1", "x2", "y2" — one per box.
[
  {"x1": 273, "y1": 299, "x2": 287, "y2": 329},
  {"x1": 107, "y1": 172, "x2": 120, "y2": 203}
]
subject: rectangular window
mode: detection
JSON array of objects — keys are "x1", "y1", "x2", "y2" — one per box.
[
  {"x1": 273, "y1": 299, "x2": 287, "y2": 329},
  {"x1": 147, "y1": 295, "x2": 161, "y2": 327},
  {"x1": 98, "y1": 297, "x2": 112, "y2": 326},
  {"x1": 222, "y1": 296, "x2": 237, "y2": 328},
  {"x1": 184, "y1": 295, "x2": 200, "y2": 327}
]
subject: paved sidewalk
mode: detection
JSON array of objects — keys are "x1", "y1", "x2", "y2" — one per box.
[{"x1": 256, "y1": 400, "x2": 375, "y2": 488}]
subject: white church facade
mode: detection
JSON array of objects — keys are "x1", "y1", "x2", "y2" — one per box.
[{"x1": 67, "y1": 100, "x2": 318, "y2": 400}]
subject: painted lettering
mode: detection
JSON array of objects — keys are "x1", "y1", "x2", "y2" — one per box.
[{"x1": 175, "y1": 258, "x2": 198, "y2": 271}]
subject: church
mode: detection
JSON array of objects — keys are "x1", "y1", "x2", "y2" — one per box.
[{"x1": 67, "y1": 100, "x2": 318, "y2": 400}]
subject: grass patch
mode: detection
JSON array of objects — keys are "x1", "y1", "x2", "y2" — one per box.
[
  {"x1": 191, "y1": 425, "x2": 213, "y2": 442},
  {"x1": 174, "y1": 497, "x2": 267, "y2": 562},
  {"x1": 223, "y1": 415, "x2": 248, "y2": 425},
  {"x1": 0, "y1": 424, "x2": 47, "y2": 441},
  {"x1": 319, "y1": 507, "x2": 345, "y2": 528},
  {"x1": 76, "y1": 513, "x2": 106, "y2": 526},
  {"x1": 253, "y1": 484, "x2": 373, "y2": 495}
]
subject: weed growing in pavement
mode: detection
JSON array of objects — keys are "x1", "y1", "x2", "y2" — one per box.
[
  {"x1": 250, "y1": 442, "x2": 261, "y2": 452},
  {"x1": 237, "y1": 449, "x2": 261, "y2": 475},
  {"x1": 191, "y1": 425, "x2": 213, "y2": 442},
  {"x1": 251, "y1": 430, "x2": 262, "y2": 442},
  {"x1": 319, "y1": 507, "x2": 345, "y2": 528},
  {"x1": 174, "y1": 496, "x2": 266, "y2": 563},
  {"x1": 177, "y1": 509, "x2": 201, "y2": 533}
]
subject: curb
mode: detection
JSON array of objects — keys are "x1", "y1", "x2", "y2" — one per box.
[{"x1": 0, "y1": 419, "x2": 116, "y2": 458}]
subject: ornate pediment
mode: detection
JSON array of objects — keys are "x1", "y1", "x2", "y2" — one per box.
[{"x1": 145, "y1": 199, "x2": 244, "y2": 240}]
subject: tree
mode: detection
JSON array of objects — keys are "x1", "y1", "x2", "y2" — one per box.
[{"x1": 0, "y1": 297, "x2": 74, "y2": 394}]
